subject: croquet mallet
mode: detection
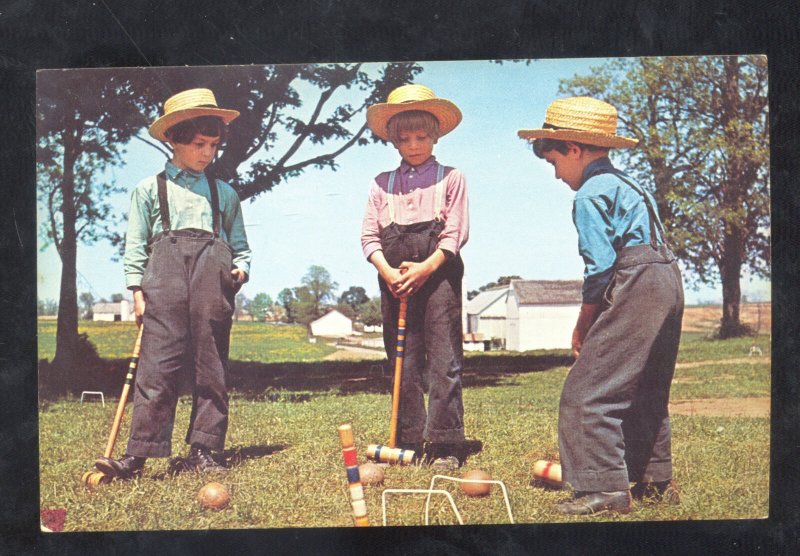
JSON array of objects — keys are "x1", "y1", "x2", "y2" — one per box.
[
  {"x1": 81, "y1": 325, "x2": 143, "y2": 488},
  {"x1": 366, "y1": 297, "x2": 416, "y2": 465}
]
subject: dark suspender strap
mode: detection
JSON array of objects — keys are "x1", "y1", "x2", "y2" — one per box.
[
  {"x1": 607, "y1": 169, "x2": 666, "y2": 248},
  {"x1": 205, "y1": 169, "x2": 221, "y2": 236},
  {"x1": 156, "y1": 171, "x2": 171, "y2": 233}
]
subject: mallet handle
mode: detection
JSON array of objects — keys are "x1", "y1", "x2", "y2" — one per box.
[
  {"x1": 388, "y1": 298, "x2": 408, "y2": 449},
  {"x1": 103, "y1": 325, "x2": 143, "y2": 459}
]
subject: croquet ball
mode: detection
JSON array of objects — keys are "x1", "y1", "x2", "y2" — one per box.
[
  {"x1": 460, "y1": 469, "x2": 492, "y2": 496},
  {"x1": 532, "y1": 460, "x2": 563, "y2": 488},
  {"x1": 197, "y1": 482, "x2": 231, "y2": 510},
  {"x1": 358, "y1": 462, "x2": 385, "y2": 486}
]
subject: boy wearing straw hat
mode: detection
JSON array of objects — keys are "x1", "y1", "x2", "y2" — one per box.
[
  {"x1": 361, "y1": 84, "x2": 470, "y2": 470},
  {"x1": 96, "y1": 88, "x2": 251, "y2": 479},
  {"x1": 518, "y1": 97, "x2": 683, "y2": 515}
]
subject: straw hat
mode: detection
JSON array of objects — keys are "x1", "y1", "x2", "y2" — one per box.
[
  {"x1": 367, "y1": 84, "x2": 462, "y2": 141},
  {"x1": 149, "y1": 88, "x2": 240, "y2": 142},
  {"x1": 517, "y1": 96, "x2": 638, "y2": 149}
]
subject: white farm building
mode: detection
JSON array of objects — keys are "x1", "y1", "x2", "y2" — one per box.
[
  {"x1": 465, "y1": 287, "x2": 510, "y2": 342},
  {"x1": 505, "y1": 280, "x2": 583, "y2": 351},
  {"x1": 310, "y1": 310, "x2": 353, "y2": 338},
  {"x1": 92, "y1": 300, "x2": 135, "y2": 322}
]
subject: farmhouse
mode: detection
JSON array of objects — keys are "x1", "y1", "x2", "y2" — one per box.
[
  {"x1": 309, "y1": 309, "x2": 353, "y2": 338},
  {"x1": 505, "y1": 280, "x2": 583, "y2": 351},
  {"x1": 92, "y1": 300, "x2": 135, "y2": 322},
  {"x1": 465, "y1": 287, "x2": 510, "y2": 344}
]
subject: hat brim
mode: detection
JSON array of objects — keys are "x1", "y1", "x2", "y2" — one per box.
[
  {"x1": 149, "y1": 107, "x2": 240, "y2": 142},
  {"x1": 517, "y1": 128, "x2": 638, "y2": 149},
  {"x1": 367, "y1": 99, "x2": 462, "y2": 141}
]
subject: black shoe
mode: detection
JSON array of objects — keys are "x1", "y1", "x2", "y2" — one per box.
[
  {"x1": 187, "y1": 445, "x2": 227, "y2": 473},
  {"x1": 557, "y1": 490, "x2": 632, "y2": 515},
  {"x1": 425, "y1": 443, "x2": 465, "y2": 470},
  {"x1": 95, "y1": 454, "x2": 146, "y2": 480},
  {"x1": 631, "y1": 480, "x2": 681, "y2": 505}
]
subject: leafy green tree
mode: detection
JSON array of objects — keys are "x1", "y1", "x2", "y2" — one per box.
[
  {"x1": 468, "y1": 275, "x2": 522, "y2": 300},
  {"x1": 110, "y1": 293, "x2": 124, "y2": 303},
  {"x1": 234, "y1": 293, "x2": 249, "y2": 321},
  {"x1": 360, "y1": 297, "x2": 383, "y2": 327},
  {"x1": 277, "y1": 288, "x2": 297, "y2": 324},
  {"x1": 38, "y1": 299, "x2": 59, "y2": 317},
  {"x1": 339, "y1": 286, "x2": 369, "y2": 315},
  {"x1": 247, "y1": 293, "x2": 274, "y2": 322},
  {"x1": 301, "y1": 265, "x2": 338, "y2": 320},
  {"x1": 78, "y1": 292, "x2": 94, "y2": 320},
  {"x1": 291, "y1": 286, "x2": 320, "y2": 326},
  {"x1": 560, "y1": 55, "x2": 769, "y2": 337}
]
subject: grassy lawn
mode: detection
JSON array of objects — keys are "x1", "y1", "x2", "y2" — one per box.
[{"x1": 38, "y1": 320, "x2": 770, "y2": 530}]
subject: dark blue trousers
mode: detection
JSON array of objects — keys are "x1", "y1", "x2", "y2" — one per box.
[{"x1": 558, "y1": 244, "x2": 684, "y2": 492}]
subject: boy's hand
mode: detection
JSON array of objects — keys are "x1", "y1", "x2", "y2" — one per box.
[
  {"x1": 132, "y1": 289, "x2": 145, "y2": 327},
  {"x1": 395, "y1": 261, "x2": 434, "y2": 297},
  {"x1": 381, "y1": 267, "x2": 405, "y2": 298},
  {"x1": 571, "y1": 303, "x2": 600, "y2": 360},
  {"x1": 231, "y1": 268, "x2": 248, "y2": 294}
]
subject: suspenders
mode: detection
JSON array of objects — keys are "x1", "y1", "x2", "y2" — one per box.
[
  {"x1": 608, "y1": 170, "x2": 667, "y2": 248},
  {"x1": 155, "y1": 170, "x2": 221, "y2": 236},
  {"x1": 386, "y1": 164, "x2": 446, "y2": 224}
]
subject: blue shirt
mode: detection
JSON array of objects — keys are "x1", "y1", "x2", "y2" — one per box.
[
  {"x1": 123, "y1": 161, "x2": 252, "y2": 288},
  {"x1": 572, "y1": 157, "x2": 663, "y2": 304}
]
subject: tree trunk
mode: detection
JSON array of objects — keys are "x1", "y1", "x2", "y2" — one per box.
[
  {"x1": 52, "y1": 126, "x2": 80, "y2": 372},
  {"x1": 718, "y1": 228, "x2": 746, "y2": 338}
]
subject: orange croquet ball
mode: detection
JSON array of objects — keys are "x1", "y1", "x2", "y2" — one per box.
[
  {"x1": 460, "y1": 469, "x2": 492, "y2": 496},
  {"x1": 197, "y1": 482, "x2": 231, "y2": 510},
  {"x1": 358, "y1": 462, "x2": 385, "y2": 486}
]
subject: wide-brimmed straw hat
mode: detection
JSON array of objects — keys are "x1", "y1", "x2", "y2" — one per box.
[
  {"x1": 517, "y1": 96, "x2": 638, "y2": 149},
  {"x1": 149, "y1": 88, "x2": 240, "y2": 142},
  {"x1": 367, "y1": 84, "x2": 462, "y2": 141}
]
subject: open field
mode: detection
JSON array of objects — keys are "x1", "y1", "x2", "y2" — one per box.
[{"x1": 38, "y1": 306, "x2": 771, "y2": 531}]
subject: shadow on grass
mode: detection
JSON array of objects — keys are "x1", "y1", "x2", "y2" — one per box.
[
  {"x1": 38, "y1": 351, "x2": 573, "y2": 402},
  {"x1": 153, "y1": 443, "x2": 290, "y2": 478}
]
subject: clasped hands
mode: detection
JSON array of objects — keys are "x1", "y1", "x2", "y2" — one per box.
[{"x1": 384, "y1": 260, "x2": 435, "y2": 299}]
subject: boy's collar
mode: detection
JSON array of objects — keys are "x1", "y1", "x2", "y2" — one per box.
[
  {"x1": 580, "y1": 156, "x2": 614, "y2": 187},
  {"x1": 165, "y1": 161, "x2": 204, "y2": 181},
  {"x1": 400, "y1": 155, "x2": 437, "y2": 174}
]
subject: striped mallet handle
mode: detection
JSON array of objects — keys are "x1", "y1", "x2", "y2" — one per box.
[
  {"x1": 388, "y1": 297, "x2": 408, "y2": 449},
  {"x1": 366, "y1": 444, "x2": 415, "y2": 465},
  {"x1": 337, "y1": 424, "x2": 369, "y2": 527},
  {"x1": 103, "y1": 325, "x2": 143, "y2": 459}
]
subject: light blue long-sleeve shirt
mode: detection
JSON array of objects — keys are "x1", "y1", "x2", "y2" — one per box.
[
  {"x1": 572, "y1": 157, "x2": 664, "y2": 304},
  {"x1": 123, "y1": 161, "x2": 252, "y2": 289}
]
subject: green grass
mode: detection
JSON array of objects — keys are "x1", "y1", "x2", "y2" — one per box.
[
  {"x1": 37, "y1": 320, "x2": 336, "y2": 363},
  {"x1": 38, "y1": 326, "x2": 771, "y2": 530}
]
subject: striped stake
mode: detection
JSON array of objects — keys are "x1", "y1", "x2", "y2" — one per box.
[
  {"x1": 366, "y1": 444, "x2": 415, "y2": 465},
  {"x1": 337, "y1": 424, "x2": 369, "y2": 527},
  {"x1": 388, "y1": 298, "x2": 408, "y2": 448}
]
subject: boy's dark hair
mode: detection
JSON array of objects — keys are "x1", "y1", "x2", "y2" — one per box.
[
  {"x1": 532, "y1": 137, "x2": 609, "y2": 159},
  {"x1": 165, "y1": 115, "x2": 227, "y2": 144},
  {"x1": 387, "y1": 110, "x2": 440, "y2": 144}
]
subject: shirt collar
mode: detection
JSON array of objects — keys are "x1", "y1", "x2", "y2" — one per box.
[
  {"x1": 580, "y1": 156, "x2": 615, "y2": 186},
  {"x1": 399, "y1": 155, "x2": 437, "y2": 175},
  {"x1": 165, "y1": 161, "x2": 204, "y2": 182}
]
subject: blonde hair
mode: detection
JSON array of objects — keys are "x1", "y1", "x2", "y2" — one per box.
[{"x1": 386, "y1": 110, "x2": 440, "y2": 144}]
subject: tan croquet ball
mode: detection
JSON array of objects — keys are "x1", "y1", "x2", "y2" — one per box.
[
  {"x1": 358, "y1": 462, "x2": 385, "y2": 486},
  {"x1": 460, "y1": 469, "x2": 492, "y2": 496},
  {"x1": 197, "y1": 482, "x2": 231, "y2": 510}
]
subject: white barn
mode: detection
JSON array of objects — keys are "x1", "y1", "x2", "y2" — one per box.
[
  {"x1": 310, "y1": 310, "x2": 353, "y2": 338},
  {"x1": 505, "y1": 280, "x2": 582, "y2": 351},
  {"x1": 465, "y1": 287, "x2": 509, "y2": 342},
  {"x1": 92, "y1": 300, "x2": 135, "y2": 322}
]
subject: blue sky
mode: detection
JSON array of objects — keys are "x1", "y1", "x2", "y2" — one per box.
[{"x1": 36, "y1": 58, "x2": 771, "y2": 305}]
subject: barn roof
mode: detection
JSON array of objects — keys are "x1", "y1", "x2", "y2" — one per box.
[
  {"x1": 466, "y1": 287, "x2": 509, "y2": 315},
  {"x1": 92, "y1": 302, "x2": 125, "y2": 313},
  {"x1": 510, "y1": 280, "x2": 583, "y2": 305}
]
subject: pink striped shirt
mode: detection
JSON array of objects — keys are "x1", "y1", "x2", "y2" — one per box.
[{"x1": 361, "y1": 156, "x2": 469, "y2": 261}]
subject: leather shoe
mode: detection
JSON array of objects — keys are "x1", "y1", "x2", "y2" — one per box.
[
  {"x1": 631, "y1": 480, "x2": 681, "y2": 505},
  {"x1": 187, "y1": 445, "x2": 227, "y2": 473},
  {"x1": 95, "y1": 454, "x2": 146, "y2": 480},
  {"x1": 557, "y1": 490, "x2": 632, "y2": 515}
]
